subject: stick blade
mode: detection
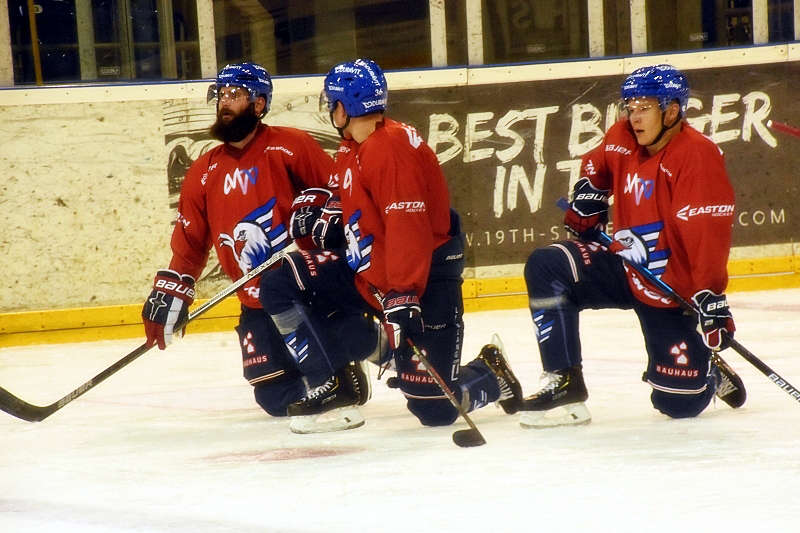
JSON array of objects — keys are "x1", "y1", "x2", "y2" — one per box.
[
  {"x1": 0, "y1": 386, "x2": 52, "y2": 422},
  {"x1": 452, "y1": 428, "x2": 487, "y2": 448}
]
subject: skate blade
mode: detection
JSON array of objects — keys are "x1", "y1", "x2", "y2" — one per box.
[
  {"x1": 519, "y1": 402, "x2": 591, "y2": 429},
  {"x1": 357, "y1": 360, "x2": 373, "y2": 405},
  {"x1": 289, "y1": 406, "x2": 365, "y2": 434}
]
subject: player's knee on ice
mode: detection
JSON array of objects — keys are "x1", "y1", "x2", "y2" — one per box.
[
  {"x1": 651, "y1": 387, "x2": 714, "y2": 419},
  {"x1": 254, "y1": 379, "x2": 305, "y2": 417},
  {"x1": 407, "y1": 398, "x2": 459, "y2": 426}
]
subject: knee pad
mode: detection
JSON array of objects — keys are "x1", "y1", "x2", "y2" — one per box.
[
  {"x1": 259, "y1": 260, "x2": 301, "y2": 316},
  {"x1": 525, "y1": 245, "x2": 571, "y2": 294},
  {"x1": 651, "y1": 387, "x2": 714, "y2": 419},
  {"x1": 406, "y1": 398, "x2": 459, "y2": 427},
  {"x1": 253, "y1": 378, "x2": 305, "y2": 417}
]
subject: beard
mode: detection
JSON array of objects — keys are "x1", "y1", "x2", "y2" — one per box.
[{"x1": 209, "y1": 103, "x2": 260, "y2": 143}]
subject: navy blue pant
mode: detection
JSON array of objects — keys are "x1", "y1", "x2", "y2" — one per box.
[
  {"x1": 524, "y1": 240, "x2": 715, "y2": 418},
  {"x1": 259, "y1": 249, "x2": 379, "y2": 388},
  {"x1": 259, "y1": 239, "x2": 500, "y2": 426},
  {"x1": 235, "y1": 306, "x2": 305, "y2": 417}
]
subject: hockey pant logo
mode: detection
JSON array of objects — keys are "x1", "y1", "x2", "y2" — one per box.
[{"x1": 219, "y1": 197, "x2": 289, "y2": 275}]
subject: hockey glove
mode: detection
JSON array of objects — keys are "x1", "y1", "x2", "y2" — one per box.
[
  {"x1": 564, "y1": 177, "x2": 609, "y2": 240},
  {"x1": 289, "y1": 188, "x2": 342, "y2": 250},
  {"x1": 142, "y1": 269, "x2": 196, "y2": 350},
  {"x1": 381, "y1": 291, "x2": 424, "y2": 351},
  {"x1": 608, "y1": 228, "x2": 649, "y2": 265},
  {"x1": 312, "y1": 195, "x2": 344, "y2": 249},
  {"x1": 691, "y1": 289, "x2": 735, "y2": 351}
]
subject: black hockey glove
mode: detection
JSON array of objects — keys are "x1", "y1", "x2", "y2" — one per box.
[
  {"x1": 312, "y1": 195, "x2": 344, "y2": 249},
  {"x1": 691, "y1": 289, "x2": 735, "y2": 351},
  {"x1": 381, "y1": 291, "x2": 424, "y2": 351},
  {"x1": 142, "y1": 269, "x2": 196, "y2": 350},
  {"x1": 564, "y1": 177, "x2": 609, "y2": 240},
  {"x1": 289, "y1": 188, "x2": 343, "y2": 250}
]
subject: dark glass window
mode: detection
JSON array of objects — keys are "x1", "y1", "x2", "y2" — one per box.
[
  {"x1": 483, "y1": 0, "x2": 589, "y2": 64},
  {"x1": 214, "y1": 0, "x2": 431, "y2": 76},
  {"x1": 768, "y1": 0, "x2": 794, "y2": 42},
  {"x1": 647, "y1": 0, "x2": 754, "y2": 53},
  {"x1": 603, "y1": 0, "x2": 632, "y2": 57},
  {"x1": 7, "y1": 0, "x2": 200, "y2": 85}
]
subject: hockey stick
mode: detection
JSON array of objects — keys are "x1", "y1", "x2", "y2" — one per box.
[
  {"x1": 406, "y1": 339, "x2": 487, "y2": 447},
  {"x1": 557, "y1": 197, "x2": 800, "y2": 404},
  {"x1": 767, "y1": 119, "x2": 800, "y2": 139},
  {"x1": 0, "y1": 245, "x2": 296, "y2": 422}
]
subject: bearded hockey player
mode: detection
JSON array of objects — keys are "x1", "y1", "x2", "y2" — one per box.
[
  {"x1": 140, "y1": 62, "x2": 374, "y2": 422},
  {"x1": 521, "y1": 64, "x2": 745, "y2": 427}
]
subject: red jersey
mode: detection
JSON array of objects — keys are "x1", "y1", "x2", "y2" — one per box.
[
  {"x1": 580, "y1": 119, "x2": 735, "y2": 307},
  {"x1": 169, "y1": 123, "x2": 333, "y2": 308},
  {"x1": 333, "y1": 119, "x2": 452, "y2": 308}
]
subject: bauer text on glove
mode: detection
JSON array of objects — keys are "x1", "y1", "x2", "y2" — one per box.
[
  {"x1": 564, "y1": 177, "x2": 609, "y2": 240},
  {"x1": 381, "y1": 291, "x2": 424, "y2": 351},
  {"x1": 142, "y1": 269, "x2": 196, "y2": 350},
  {"x1": 691, "y1": 289, "x2": 735, "y2": 351}
]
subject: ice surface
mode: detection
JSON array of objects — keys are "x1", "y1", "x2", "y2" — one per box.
[{"x1": 2, "y1": 289, "x2": 799, "y2": 532}]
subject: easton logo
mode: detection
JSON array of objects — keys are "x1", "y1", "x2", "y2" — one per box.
[
  {"x1": 385, "y1": 200, "x2": 426, "y2": 214},
  {"x1": 676, "y1": 204, "x2": 735, "y2": 221}
]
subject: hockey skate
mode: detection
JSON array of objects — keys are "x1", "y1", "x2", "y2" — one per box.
[
  {"x1": 710, "y1": 353, "x2": 746, "y2": 408},
  {"x1": 288, "y1": 360, "x2": 372, "y2": 434},
  {"x1": 476, "y1": 334, "x2": 523, "y2": 414},
  {"x1": 519, "y1": 365, "x2": 591, "y2": 428}
]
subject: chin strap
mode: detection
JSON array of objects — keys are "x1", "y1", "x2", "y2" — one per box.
[
  {"x1": 329, "y1": 111, "x2": 350, "y2": 139},
  {"x1": 646, "y1": 110, "x2": 682, "y2": 147}
]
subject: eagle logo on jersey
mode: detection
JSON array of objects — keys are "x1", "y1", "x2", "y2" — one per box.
[
  {"x1": 614, "y1": 221, "x2": 671, "y2": 278},
  {"x1": 219, "y1": 197, "x2": 289, "y2": 275},
  {"x1": 344, "y1": 210, "x2": 373, "y2": 274}
]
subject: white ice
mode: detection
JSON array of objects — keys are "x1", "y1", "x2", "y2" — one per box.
[{"x1": 2, "y1": 289, "x2": 799, "y2": 533}]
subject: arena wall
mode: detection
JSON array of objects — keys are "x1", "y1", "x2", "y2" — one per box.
[{"x1": 1, "y1": 46, "x2": 798, "y2": 346}]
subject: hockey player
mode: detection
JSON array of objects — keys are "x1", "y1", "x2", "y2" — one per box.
[
  {"x1": 260, "y1": 58, "x2": 523, "y2": 433},
  {"x1": 521, "y1": 64, "x2": 745, "y2": 427},
  {"x1": 140, "y1": 62, "x2": 371, "y2": 419}
]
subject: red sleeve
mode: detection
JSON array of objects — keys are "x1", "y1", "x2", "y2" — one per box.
[
  {"x1": 669, "y1": 142, "x2": 734, "y2": 297},
  {"x1": 168, "y1": 155, "x2": 212, "y2": 279},
  {"x1": 283, "y1": 129, "x2": 335, "y2": 192},
  {"x1": 363, "y1": 140, "x2": 433, "y2": 297}
]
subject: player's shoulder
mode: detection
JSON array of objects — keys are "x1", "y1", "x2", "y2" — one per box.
[
  {"x1": 362, "y1": 118, "x2": 424, "y2": 156},
  {"x1": 602, "y1": 119, "x2": 637, "y2": 152},
  {"x1": 263, "y1": 124, "x2": 321, "y2": 154},
  {"x1": 184, "y1": 145, "x2": 222, "y2": 182},
  {"x1": 674, "y1": 123, "x2": 725, "y2": 160}
]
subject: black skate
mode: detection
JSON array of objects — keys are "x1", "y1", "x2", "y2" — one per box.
[
  {"x1": 288, "y1": 361, "x2": 371, "y2": 434},
  {"x1": 710, "y1": 353, "x2": 746, "y2": 408},
  {"x1": 477, "y1": 335, "x2": 522, "y2": 414},
  {"x1": 519, "y1": 365, "x2": 591, "y2": 428}
]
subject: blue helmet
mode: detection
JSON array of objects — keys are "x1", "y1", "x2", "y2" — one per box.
[
  {"x1": 322, "y1": 58, "x2": 387, "y2": 117},
  {"x1": 621, "y1": 64, "x2": 689, "y2": 114},
  {"x1": 208, "y1": 62, "x2": 273, "y2": 117}
]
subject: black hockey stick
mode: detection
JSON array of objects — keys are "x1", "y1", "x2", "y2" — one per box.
[
  {"x1": 0, "y1": 245, "x2": 296, "y2": 422},
  {"x1": 406, "y1": 339, "x2": 487, "y2": 447},
  {"x1": 557, "y1": 197, "x2": 800, "y2": 404}
]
